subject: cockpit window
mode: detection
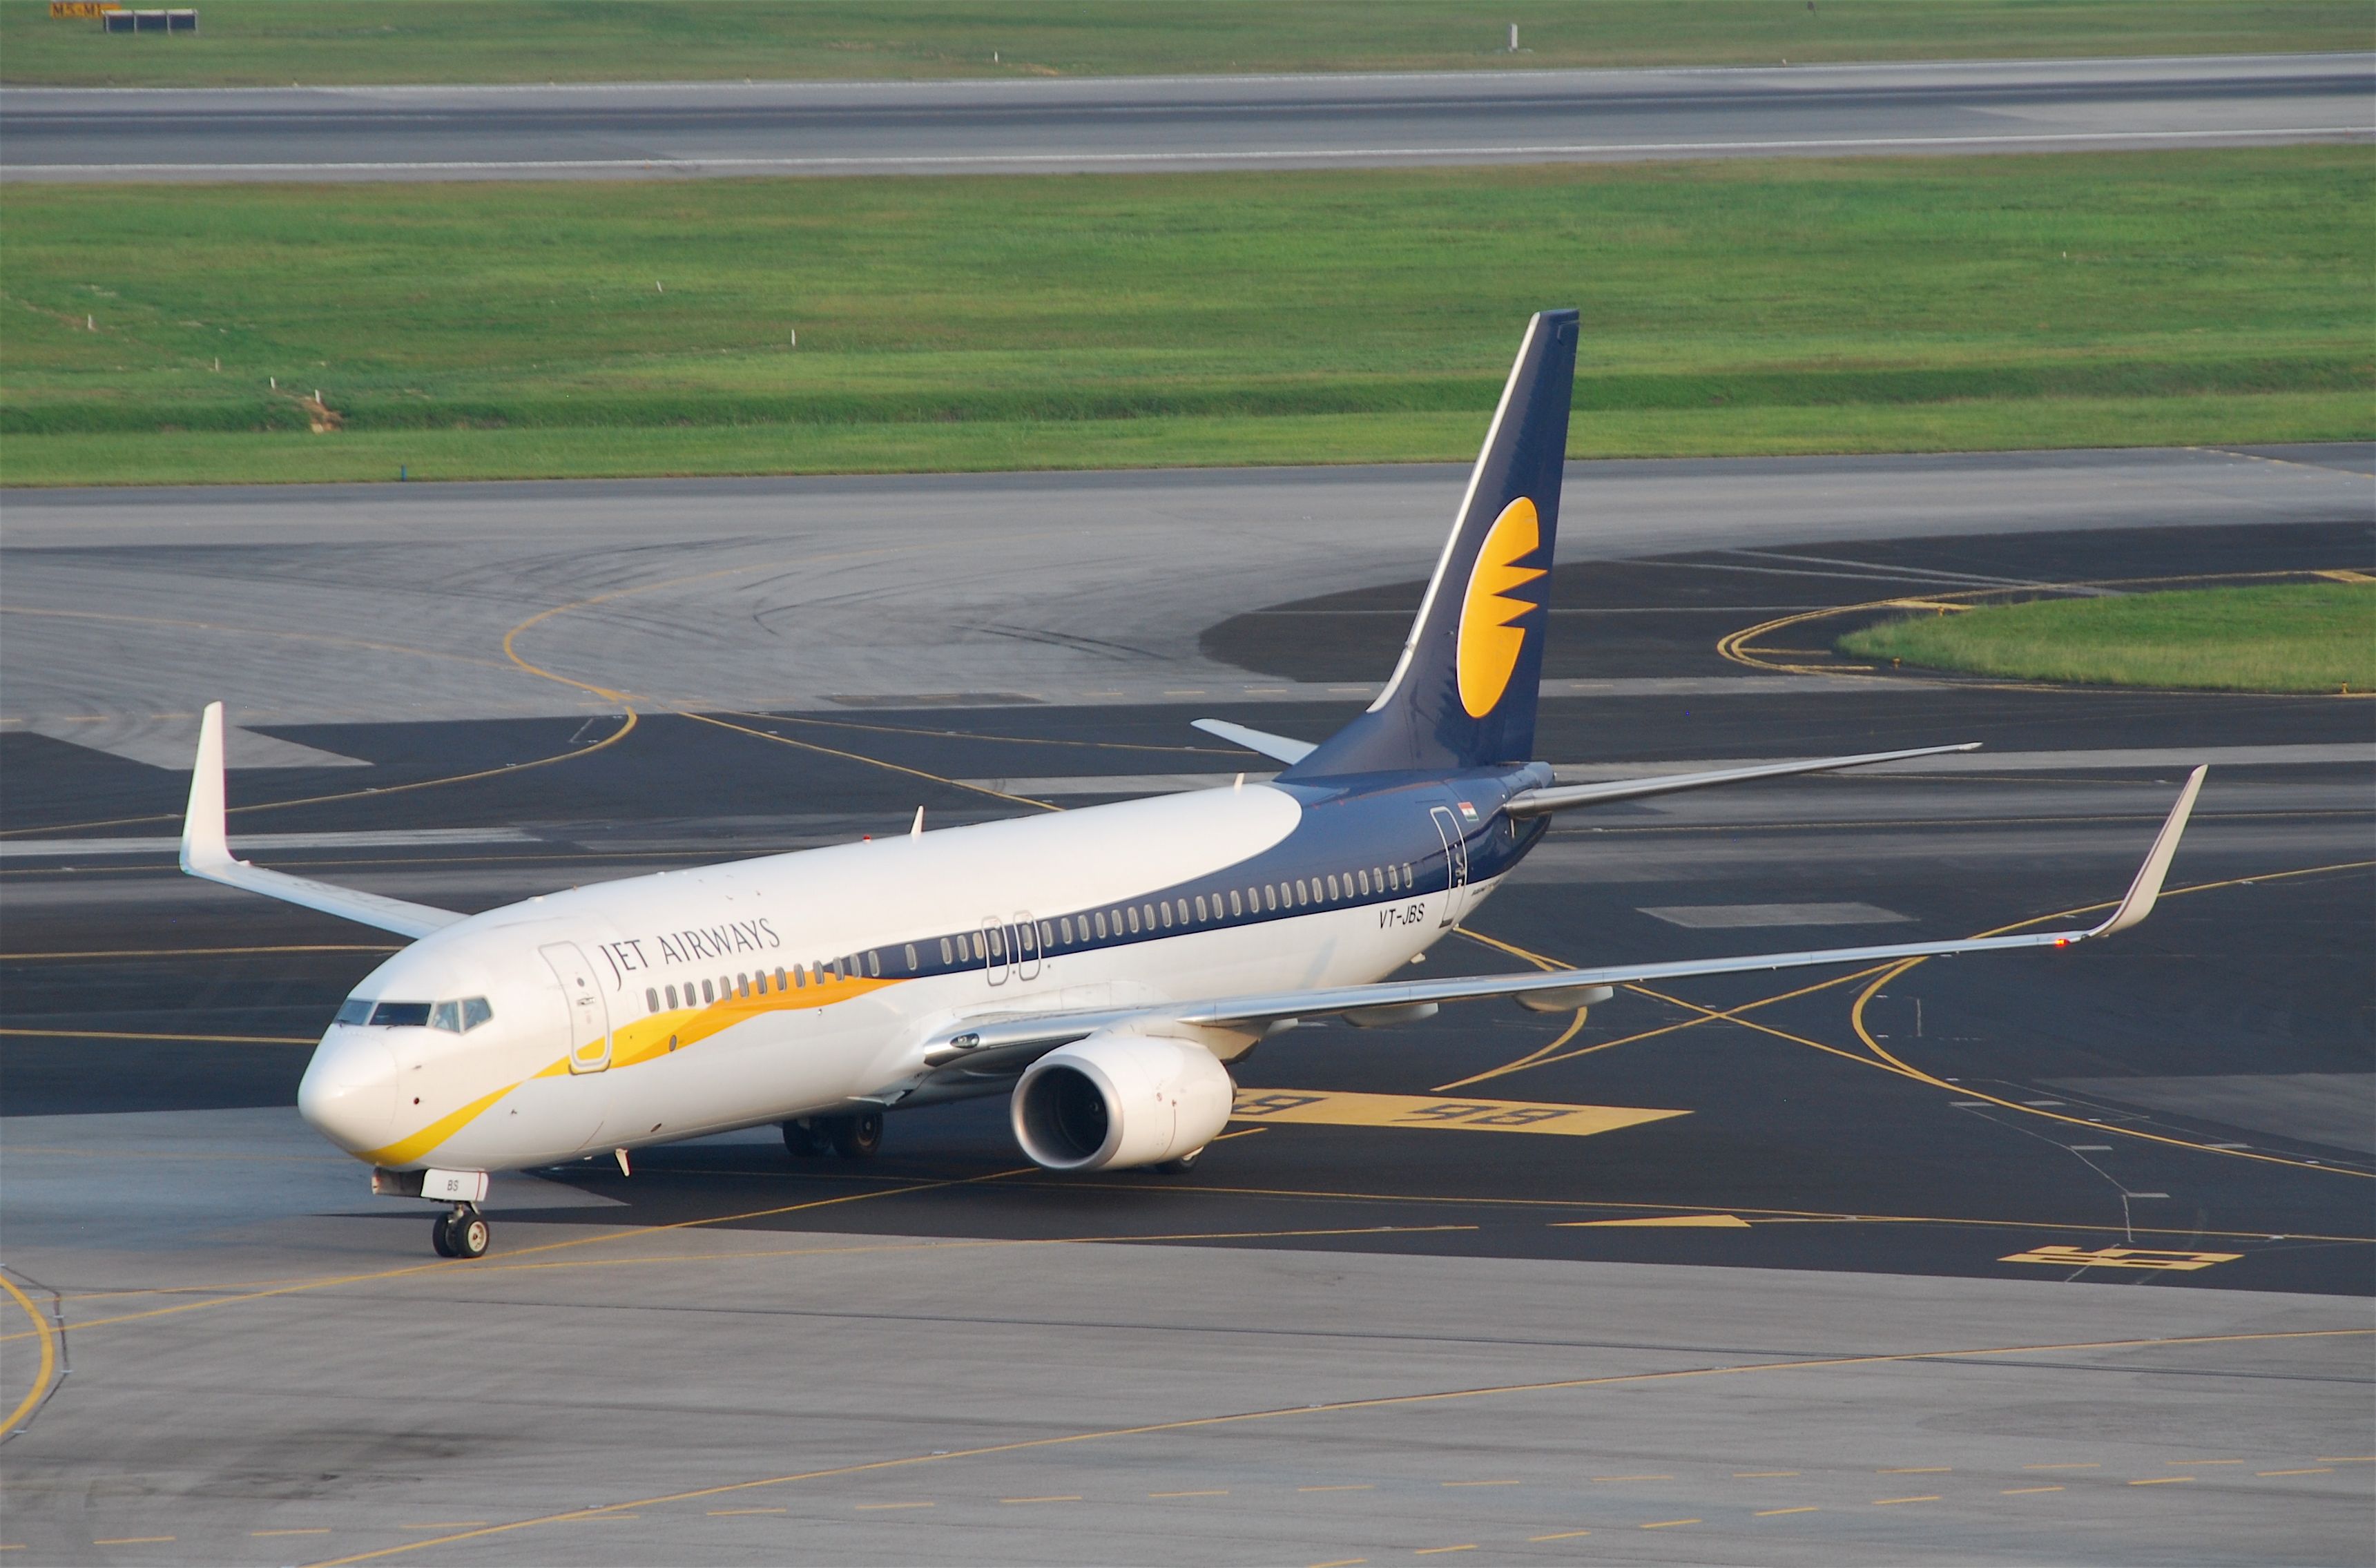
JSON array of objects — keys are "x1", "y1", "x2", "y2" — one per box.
[
  {"x1": 334, "y1": 998, "x2": 373, "y2": 1026},
  {"x1": 349, "y1": 997, "x2": 492, "y2": 1030},
  {"x1": 369, "y1": 1001, "x2": 432, "y2": 1028},
  {"x1": 461, "y1": 996, "x2": 493, "y2": 1032}
]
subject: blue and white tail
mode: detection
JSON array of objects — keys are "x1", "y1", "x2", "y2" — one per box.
[{"x1": 1284, "y1": 309, "x2": 1578, "y2": 780}]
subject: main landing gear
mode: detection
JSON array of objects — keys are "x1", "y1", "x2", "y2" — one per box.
[
  {"x1": 432, "y1": 1204, "x2": 490, "y2": 1259},
  {"x1": 782, "y1": 1111, "x2": 883, "y2": 1161}
]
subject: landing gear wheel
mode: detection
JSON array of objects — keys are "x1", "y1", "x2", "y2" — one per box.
[
  {"x1": 1156, "y1": 1146, "x2": 1204, "y2": 1174},
  {"x1": 436, "y1": 1206, "x2": 490, "y2": 1259},
  {"x1": 781, "y1": 1118, "x2": 826, "y2": 1159},
  {"x1": 829, "y1": 1111, "x2": 883, "y2": 1159}
]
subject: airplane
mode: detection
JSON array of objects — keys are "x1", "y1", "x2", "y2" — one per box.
[{"x1": 179, "y1": 309, "x2": 2206, "y2": 1259}]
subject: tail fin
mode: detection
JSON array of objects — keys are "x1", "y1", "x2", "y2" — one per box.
[{"x1": 1284, "y1": 309, "x2": 1577, "y2": 780}]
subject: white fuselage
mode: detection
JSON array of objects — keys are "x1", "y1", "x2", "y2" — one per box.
[{"x1": 298, "y1": 782, "x2": 1485, "y2": 1174}]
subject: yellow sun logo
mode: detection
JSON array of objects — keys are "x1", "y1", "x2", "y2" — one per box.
[{"x1": 1456, "y1": 497, "x2": 1546, "y2": 718}]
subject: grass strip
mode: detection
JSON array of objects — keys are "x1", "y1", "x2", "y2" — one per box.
[
  {"x1": 6, "y1": 0, "x2": 2368, "y2": 88},
  {"x1": 4, "y1": 149, "x2": 2368, "y2": 484},
  {"x1": 1838, "y1": 583, "x2": 2376, "y2": 693}
]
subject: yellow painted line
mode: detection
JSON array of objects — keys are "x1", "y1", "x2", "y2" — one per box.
[
  {"x1": 706, "y1": 1508, "x2": 787, "y2": 1516},
  {"x1": 1000, "y1": 1495, "x2": 1081, "y2": 1504},
  {"x1": 400, "y1": 1522, "x2": 489, "y2": 1529},
  {"x1": 1300, "y1": 1484, "x2": 1375, "y2": 1492},
  {"x1": 1736, "y1": 1471, "x2": 1800, "y2": 1478},
  {"x1": 0, "y1": 945, "x2": 396, "y2": 960},
  {"x1": 289, "y1": 1326, "x2": 2376, "y2": 1568},
  {"x1": 853, "y1": 1501, "x2": 933, "y2": 1511},
  {"x1": 1413, "y1": 1548, "x2": 1477, "y2": 1556},
  {"x1": 1561, "y1": 1214, "x2": 1748, "y2": 1229},
  {"x1": 1756, "y1": 1506, "x2": 1820, "y2": 1516},
  {"x1": 2128, "y1": 1477, "x2": 2194, "y2": 1486},
  {"x1": 2002, "y1": 1486, "x2": 2065, "y2": 1495},
  {"x1": 1309, "y1": 1560, "x2": 1369, "y2": 1567},
  {"x1": 2317, "y1": 1456, "x2": 2376, "y2": 1462},
  {"x1": 2022, "y1": 1463, "x2": 2099, "y2": 1471},
  {"x1": 93, "y1": 1539, "x2": 175, "y2": 1547},
  {"x1": 1441, "y1": 1478, "x2": 1518, "y2": 1487},
  {"x1": 2001, "y1": 1244, "x2": 2241, "y2": 1271},
  {"x1": 0, "y1": 1272, "x2": 59, "y2": 1440},
  {"x1": 1230, "y1": 1090, "x2": 1684, "y2": 1138},
  {"x1": 2257, "y1": 1469, "x2": 2333, "y2": 1477},
  {"x1": 1873, "y1": 1495, "x2": 1941, "y2": 1506},
  {"x1": 1530, "y1": 1530, "x2": 1592, "y2": 1540},
  {"x1": 1880, "y1": 1467, "x2": 1951, "y2": 1473},
  {"x1": 1639, "y1": 1518, "x2": 1700, "y2": 1529},
  {"x1": 254, "y1": 1529, "x2": 334, "y2": 1537}
]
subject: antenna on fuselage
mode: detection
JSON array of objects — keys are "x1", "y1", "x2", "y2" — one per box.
[{"x1": 911, "y1": 806, "x2": 925, "y2": 838}]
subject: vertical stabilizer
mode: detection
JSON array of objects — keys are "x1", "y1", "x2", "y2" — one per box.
[{"x1": 1284, "y1": 309, "x2": 1578, "y2": 778}]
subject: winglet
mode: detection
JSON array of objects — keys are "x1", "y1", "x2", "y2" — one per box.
[
  {"x1": 180, "y1": 700, "x2": 234, "y2": 874},
  {"x1": 2089, "y1": 766, "x2": 2206, "y2": 938}
]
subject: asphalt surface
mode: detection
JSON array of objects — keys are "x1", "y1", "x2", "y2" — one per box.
[
  {"x1": 4, "y1": 53, "x2": 2368, "y2": 181},
  {"x1": 1, "y1": 459, "x2": 2369, "y2": 1563}
]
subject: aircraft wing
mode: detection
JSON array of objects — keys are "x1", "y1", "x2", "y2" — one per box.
[
  {"x1": 180, "y1": 701, "x2": 467, "y2": 940},
  {"x1": 1191, "y1": 718, "x2": 1315, "y2": 765},
  {"x1": 1505, "y1": 742, "x2": 1981, "y2": 816},
  {"x1": 917, "y1": 766, "x2": 2205, "y2": 1072}
]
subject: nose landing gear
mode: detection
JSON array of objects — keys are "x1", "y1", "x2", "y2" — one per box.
[{"x1": 432, "y1": 1204, "x2": 490, "y2": 1259}]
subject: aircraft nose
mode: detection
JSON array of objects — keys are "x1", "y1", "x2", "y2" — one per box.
[{"x1": 298, "y1": 1032, "x2": 399, "y2": 1159}]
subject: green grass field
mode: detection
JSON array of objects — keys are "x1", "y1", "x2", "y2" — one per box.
[
  {"x1": 6, "y1": 0, "x2": 2366, "y2": 87},
  {"x1": 4, "y1": 148, "x2": 2368, "y2": 485},
  {"x1": 1839, "y1": 582, "x2": 2376, "y2": 692}
]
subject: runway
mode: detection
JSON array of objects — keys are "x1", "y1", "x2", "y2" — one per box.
[
  {"x1": 4, "y1": 53, "x2": 2368, "y2": 181},
  {"x1": 2, "y1": 449, "x2": 2370, "y2": 1562}
]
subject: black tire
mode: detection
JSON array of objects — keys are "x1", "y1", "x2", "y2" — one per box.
[
  {"x1": 430, "y1": 1212, "x2": 456, "y2": 1257},
  {"x1": 1156, "y1": 1147, "x2": 1204, "y2": 1174},
  {"x1": 830, "y1": 1111, "x2": 884, "y2": 1159},
  {"x1": 782, "y1": 1118, "x2": 825, "y2": 1158},
  {"x1": 450, "y1": 1211, "x2": 490, "y2": 1259}
]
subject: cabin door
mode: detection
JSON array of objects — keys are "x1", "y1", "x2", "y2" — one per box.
[
  {"x1": 542, "y1": 941, "x2": 612, "y2": 1074},
  {"x1": 1428, "y1": 806, "x2": 1469, "y2": 929}
]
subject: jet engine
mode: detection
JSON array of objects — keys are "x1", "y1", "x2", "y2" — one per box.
[{"x1": 1011, "y1": 1033, "x2": 1234, "y2": 1172}]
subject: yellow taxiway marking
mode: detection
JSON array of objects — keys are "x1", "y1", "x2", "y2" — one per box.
[
  {"x1": 1530, "y1": 1530, "x2": 1592, "y2": 1540},
  {"x1": 1231, "y1": 1090, "x2": 1684, "y2": 1138},
  {"x1": 399, "y1": 1522, "x2": 489, "y2": 1529},
  {"x1": 1309, "y1": 1559, "x2": 1369, "y2": 1567},
  {"x1": 0, "y1": 1026, "x2": 313, "y2": 1046},
  {"x1": 2259, "y1": 1468, "x2": 2335, "y2": 1476},
  {"x1": 853, "y1": 1501, "x2": 933, "y2": 1511},
  {"x1": 1639, "y1": 1518, "x2": 1700, "y2": 1529},
  {"x1": 91, "y1": 1538, "x2": 175, "y2": 1546},
  {"x1": 2316, "y1": 1456, "x2": 2375, "y2": 1462},
  {"x1": 706, "y1": 1508, "x2": 787, "y2": 1516},
  {"x1": 1150, "y1": 1489, "x2": 1229, "y2": 1498},
  {"x1": 292, "y1": 1326, "x2": 2373, "y2": 1568},
  {"x1": 1756, "y1": 1506, "x2": 1820, "y2": 1516},
  {"x1": 253, "y1": 1529, "x2": 334, "y2": 1537},
  {"x1": 1, "y1": 1272, "x2": 59, "y2": 1441},
  {"x1": 1413, "y1": 1547, "x2": 1476, "y2": 1556},
  {"x1": 2000, "y1": 1244, "x2": 2241, "y2": 1271},
  {"x1": 1873, "y1": 1495, "x2": 1941, "y2": 1505},
  {"x1": 2129, "y1": 1477, "x2": 2194, "y2": 1486},
  {"x1": 0, "y1": 944, "x2": 397, "y2": 961},
  {"x1": 2002, "y1": 1486, "x2": 2065, "y2": 1495},
  {"x1": 1560, "y1": 1214, "x2": 1748, "y2": 1228}
]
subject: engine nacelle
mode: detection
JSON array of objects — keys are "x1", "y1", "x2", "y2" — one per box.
[{"x1": 1011, "y1": 1032, "x2": 1234, "y2": 1172}]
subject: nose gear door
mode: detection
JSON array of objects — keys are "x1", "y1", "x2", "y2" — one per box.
[
  {"x1": 541, "y1": 941, "x2": 612, "y2": 1074},
  {"x1": 1428, "y1": 805, "x2": 1469, "y2": 929}
]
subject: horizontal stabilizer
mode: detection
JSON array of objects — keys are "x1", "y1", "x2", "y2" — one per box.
[
  {"x1": 1191, "y1": 718, "x2": 1315, "y2": 765},
  {"x1": 1506, "y1": 742, "x2": 1982, "y2": 816},
  {"x1": 180, "y1": 702, "x2": 465, "y2": 941}
]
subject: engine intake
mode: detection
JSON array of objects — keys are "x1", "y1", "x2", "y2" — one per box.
[{"x1": 1012, "y1": 1032, "x2": 1233, "y2": 1172}]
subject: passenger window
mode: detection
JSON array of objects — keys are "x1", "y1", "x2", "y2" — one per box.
[
  {"x1": 1294, "y1": 880, "x2": 1308, "y2": 905},
  {"x1": 1356, "y1": 869, "x2": 1369, "y2": 895},
  {"x1": 1326, "y1": 875, "x2": 1339, "y2": 900},
  {"x1": 1141, "y1": 904, "x2": 1155, "y2": 929},
  {"x1": 867, "y1": 950, "x2": 881, "y2": 977},
  {"x1": 1039, "y1": 921, "x2": 1053, "y2": 946},
  {"x1": 645, "y1": 987, "x2": 659, "y2": 1014},
  {"x1": 987, "y1": 929, "x2": 1004, "y2": 958},
  {"x1": 369, "y1": 1002, "x2": 432, "y2": 1028},
  {"x1": 1228, "y1": 889, "x2": 1243, "y2": 917},
  {"x1": 334, "y1": 998, "x2": 372, "y2": 1026},
  {"x1": 666, "y1": 984, "x2": 679, "y2": 1008},
  {"x1": 776, "y1": 966, "x2": 789, "y2": 989},
  {"x1": 430, "y1": 1000, "x2": 461, "y2": 1033},
  {"x1": 1404, "y1": 862, "x2": 1414, "y2": 886},
  {"x1": 1159, "y1": 903, "x2": 1173, "y2": 929},
  {"x1": 1194, "y1": 895, "x2": 1208, "y2": 922},
  {"x1": 956, "y1": 933, "x2": 971, "y2": 961},
  {"x1": 1060, "y1": 917, "x2": 1074, "y2": 945},
  {"x1": 1095, "y1": 911, "x2": 1109, "y2": 938},
  {"x1": 904, "y1": 945, "x2": 918, "y2": 972},
  {"x1": 702, "y1": 980, "x2": 715, "y2": 1004},
  {"x1": 792, "y1": 968, "x2": 805, "y2": 989},
  {"x1": 940, "y1": 937, "x2": 954, "y2": 964}
]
